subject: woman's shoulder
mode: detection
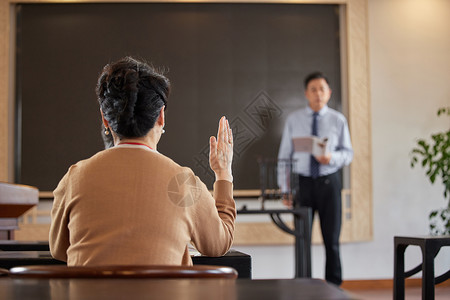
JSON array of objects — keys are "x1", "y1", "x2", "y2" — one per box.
[
  {"x1": 64, "y1": 147, "x2": 196, "y2": 179},
  {"x1": 104, "y1": 147, "x2": 193, "y2": 171}
]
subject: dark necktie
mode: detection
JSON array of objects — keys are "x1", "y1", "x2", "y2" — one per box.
[{"x1": 310, "y1": 112, "x2": 319, "y2": 179}]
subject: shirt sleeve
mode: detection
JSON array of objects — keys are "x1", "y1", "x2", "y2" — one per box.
[
  {"x1": 329, "y1": 117, "x2": 353, "y2": 168},
  {"x1": 277, "y1": 118, "x2": 294, "y2": 193}
]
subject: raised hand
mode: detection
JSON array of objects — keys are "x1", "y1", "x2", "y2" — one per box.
[{"x1": 209, "y1": 116, "x2": 233, "y2": 182}]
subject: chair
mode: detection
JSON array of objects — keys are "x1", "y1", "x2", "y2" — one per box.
[
  {"x1": 256, "y1": 157, "x2": 297, "y2": 209},
  {"x1": 394, "y1": 235, "x2": 450, "y2": 300},
  {"x1": 0, "y1": 267, "x2": 9, "y2": 276},
  {"x1": 8, "y1": 264, "x2": 238, "y2": 279}
]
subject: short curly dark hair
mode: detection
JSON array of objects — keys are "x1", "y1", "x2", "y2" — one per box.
[{"x1": 96, "y1": 56, "x2": 170, "y2": 139}]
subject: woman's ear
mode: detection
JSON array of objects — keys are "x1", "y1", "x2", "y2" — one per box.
[
  {"x1": 100, "y1": 108, "x2": 109, "y2": 128},
  {"x1": 158, "y1": 106, "x2": 165, "y2": 127}
]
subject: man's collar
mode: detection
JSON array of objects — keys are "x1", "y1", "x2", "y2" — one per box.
[{"x1": 306, "y1": 105, "x2": 328, "y2": 116}]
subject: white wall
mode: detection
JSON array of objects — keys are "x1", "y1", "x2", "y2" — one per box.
[{"x1": 234, "y1": 0, "x2": 450, "y2": 280}]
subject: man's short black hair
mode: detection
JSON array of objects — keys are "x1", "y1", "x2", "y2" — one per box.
[{"x1": 304, "y1": 72, "x2": 330, "y2": 89}]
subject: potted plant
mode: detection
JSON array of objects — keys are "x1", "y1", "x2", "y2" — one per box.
[{"x1": 410, "y1": 107, "x2": 450, "y2": 236}]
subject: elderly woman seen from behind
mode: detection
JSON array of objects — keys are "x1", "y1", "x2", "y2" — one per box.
[{"x1": 49, "y1": 57, "x2": 235, "y2": 266}]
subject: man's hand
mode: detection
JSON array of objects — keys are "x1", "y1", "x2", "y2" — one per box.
[
  {"x1": 282, "y1": 193, "x2": 293, "y2": 208},
  {"x1": 314, "y1": 153, "x2": 331, "y2": 165}
]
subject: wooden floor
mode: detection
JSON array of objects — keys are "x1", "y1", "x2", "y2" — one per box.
[
  {"x1": 347, "y1": 286, "x2": 450, "y2": 299},
  {"x1": 343, "y1": 280, "x2": 450, "y2": 299}
]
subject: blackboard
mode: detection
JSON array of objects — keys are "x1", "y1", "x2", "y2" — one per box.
[{"x1": 15, "y1": 3, "x2": 341, "y2": 191}]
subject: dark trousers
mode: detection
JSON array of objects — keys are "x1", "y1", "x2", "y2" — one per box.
[{"x1": 294, "y1": 172, "x2": 342, "y2": 286}]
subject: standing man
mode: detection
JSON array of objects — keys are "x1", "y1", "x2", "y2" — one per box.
[{"x1": 277, "y1": 72, "x2": 353, "y2": 286}]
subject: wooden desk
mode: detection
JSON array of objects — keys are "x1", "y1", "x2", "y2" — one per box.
[
  {"x1": 0, "y1": 249, "x2": 251, "y2": 279},
  {"x1": 0, "y1": 240, "x2": 50, "y2": 251},
  {"x1": 193, "y1": 249, "x2": 251, "y2": 279},
  {"x1": 238, "y1": 207, "x2": 312, "y2": 278},
  {"x1": 0, "y1": 277, "x2": 355, "y2": 300},
  {"x1": 0, "y1": 182, "x2": 39, "y2": 240}
]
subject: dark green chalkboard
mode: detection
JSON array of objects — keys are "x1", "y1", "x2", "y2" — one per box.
[{"x1": 15, "y1": 3, "x2": 341, "y2": 191}]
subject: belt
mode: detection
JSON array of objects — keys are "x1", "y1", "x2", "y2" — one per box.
[{"x1": 297, "y1": 172, "x2": 338, "y2": 181}]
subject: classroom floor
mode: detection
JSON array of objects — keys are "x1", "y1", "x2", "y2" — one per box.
[{"x1": 345, "y1": 285, "x2": 450, "y2": 299}]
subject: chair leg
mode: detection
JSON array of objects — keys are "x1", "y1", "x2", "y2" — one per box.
[
  {"x1": 421, "y1": 243, "x2": 436, "y2": 300},
  {"x1": 394, "y1": 243, "x2": 407, "y2": 300}
]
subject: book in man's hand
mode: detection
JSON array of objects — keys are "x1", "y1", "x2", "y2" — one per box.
[{"x1": 292, "y1": 136, "x2": 328, "y2": 157}]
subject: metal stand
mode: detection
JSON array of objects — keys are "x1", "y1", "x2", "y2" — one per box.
[{"x1": 237, "y1": 207, "x2": 312, "y2": 278}]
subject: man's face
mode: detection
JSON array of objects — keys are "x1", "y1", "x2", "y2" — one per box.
[{"x1": 305, "y1": 78, "x2": 332, "y2": 112}]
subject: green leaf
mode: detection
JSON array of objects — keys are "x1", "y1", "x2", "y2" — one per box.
[
  {"x1": 430, "y1": 173, "x2": 436, "y2": 184},
  {"x1": 411, "y1": 149, "x2": 425, "y2": 156},
  {"x1": 437, "y1": 107, "x2": 450, "y2": 116},
  {"x1": 418, "y1": 139, "x2": 427, "y2": 146},
  {"x1": 411, "y1": 107, "x2": 450, "y2": 211}
]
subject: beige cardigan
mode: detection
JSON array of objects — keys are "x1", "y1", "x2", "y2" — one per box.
[{"x1": 49, "y1": 145, "x2": 236, "y2": 266}]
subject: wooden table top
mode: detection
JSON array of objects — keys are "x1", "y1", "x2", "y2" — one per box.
[{"x1": 0, "y1": 277, "x2": 356, "y2": 300}]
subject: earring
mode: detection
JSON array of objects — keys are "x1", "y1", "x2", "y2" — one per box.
[
  {"x1": 161, "y1": 129, "x2": 165, "y2": 134},
  {"x1": 104, "y1": 127, "x2": 110, "y2": 135}
]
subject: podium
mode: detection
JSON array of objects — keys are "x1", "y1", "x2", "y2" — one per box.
[{"x1": 0, "y1": 182, "x2": 39, "y2": 240}]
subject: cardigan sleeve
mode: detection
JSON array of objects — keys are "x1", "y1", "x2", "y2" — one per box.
[
  {"x1": 49, "y1": 170, "x2": 72, "y2": 262},
  {"x1": 189, "y1": 179, "x2": 236, "y2": 257}
]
